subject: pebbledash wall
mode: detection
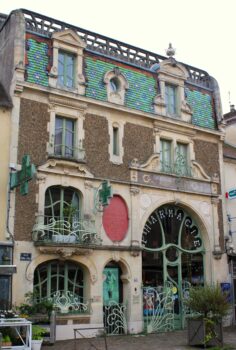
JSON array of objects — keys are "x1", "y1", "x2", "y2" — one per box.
[{"x1": 0, "y1": 9, "x2": 230, "y2": 339}]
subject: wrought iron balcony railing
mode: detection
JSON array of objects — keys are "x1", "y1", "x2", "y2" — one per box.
[
  {"x1": 160, "y1": 161, "x2": 192, "y2": 177},
  {"x1": 53, "y1": 144, "x2": 85, "y2": 160},
  {"x1": 32, "y1": 215, "x2": 101, "y2": 245},
  {"x1": 38, "y1": 291, "x2": 91, "y2": 314}
]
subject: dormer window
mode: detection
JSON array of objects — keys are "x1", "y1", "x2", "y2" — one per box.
[
  {"x1": 165, "y1": 84, "x2": 177, "y2": 116},
  {"x1": 109, "y1": 77, "x2": 120, "y2": 93},
  {"x1": 49, "y1": 29, "x2": 86, "y2": 95},
  {"x1": 104, "y1": 68, "x2": 129, "y2": 105},
  {"x1": 58, "y1": 51, "x2": 75, "y2": 88},
  {"x1": 153, "y1": 59, "x2": 192, "y2": 123}
]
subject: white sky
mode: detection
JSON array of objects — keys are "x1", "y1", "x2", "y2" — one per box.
[{"x1": 1, "y1": 0, "x2": 236, "y2": 114}]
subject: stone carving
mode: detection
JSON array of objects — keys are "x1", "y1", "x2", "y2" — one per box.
[{"x1": 38, "y1": 246, "x2": 92, "y2": 258}]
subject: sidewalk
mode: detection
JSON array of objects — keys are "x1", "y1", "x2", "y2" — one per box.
[{"x1": 42, "y1": 326, "x2": 236, "y2": 350}]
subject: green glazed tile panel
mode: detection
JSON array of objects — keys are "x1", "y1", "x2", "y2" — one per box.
[
  {"x1": 186, "y1": 88, "x2": 215, "y2": 129},
  {"x1": 24, "y1": 45, "x2": 216, "y2": 130},
  {"x1": 26, "y1": 38, "x2": 49, "y2": 87},
  {"x1": 85, "y1": 57, "x2": 156, "y2": 113}
]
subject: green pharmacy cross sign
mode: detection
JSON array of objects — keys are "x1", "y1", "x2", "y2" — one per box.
[
  {"x1": 10, "y1": 155, "x2": 36, "y2": 195},
  {"x1": 99, "y1": 180, "x2": 113, "y2": 207}
]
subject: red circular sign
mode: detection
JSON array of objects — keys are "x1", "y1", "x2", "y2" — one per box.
[{"x1": 103, "y1": 195, "x2": 129, "y2": 241}]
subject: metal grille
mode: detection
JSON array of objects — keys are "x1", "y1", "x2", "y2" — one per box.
[
  {"x1": 103, "y1": 301, "x2": 127, "y2": 335},
  {"x1": 143, "y1": 285, "x2": 174, "y2": 333}
]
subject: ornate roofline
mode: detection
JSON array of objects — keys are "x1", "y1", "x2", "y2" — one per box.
[{"x1": 2, "y1": 8, "x2": 213, "y2": 89}]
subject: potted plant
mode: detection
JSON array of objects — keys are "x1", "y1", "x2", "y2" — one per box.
[
  {"x1": 187, "y1": 284, "x2": 230, "y2": 347},
  {"x1": 2, "y1": 335, "x2": 12, "y2": 347},
  {"x1": 31, "y1": 325, "x2": 47, "y2": 350}
]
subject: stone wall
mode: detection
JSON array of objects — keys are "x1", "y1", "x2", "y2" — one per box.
[
  {"x1": 84, "y1": 114, "x2": 154, "y2": 180},
  {"x1": 194, "y1": 139, "x2": 220, "y2": 177},
  {"x1": 15, "y1": 98, "x2": 49, "y2": 241}
]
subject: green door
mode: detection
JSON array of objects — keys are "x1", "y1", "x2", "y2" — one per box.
[
  {"x1": 103, "y1": 267, "x2": 120, "y2": 305},
  {"x1": 142, "y1": 205, "x2": 205, "y2": 332},
  {"x1": 103, "y1": 265, "x2": 127, "y2": 335}
]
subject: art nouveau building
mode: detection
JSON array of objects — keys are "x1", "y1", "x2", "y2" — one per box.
[{"x1": 0, "y1": 9, "x2": 229, "y2": 339}]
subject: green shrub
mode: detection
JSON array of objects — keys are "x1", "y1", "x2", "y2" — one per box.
[{"x1": 187, "y1": 284, "x2": 230, "y2": 318}]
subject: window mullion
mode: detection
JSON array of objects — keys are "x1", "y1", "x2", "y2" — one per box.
[
  {"x1": 47, "y1": 263, "x2": 51, "y2": 298},
  {"x1": 62, "y1": 118, "x2": 66, "y2": 156},
  {"x1": 64, "y1": 262, "x2": 68, "y2": 292},
  {"x1": 64, "y1": 54, "x2": 67, "y2": 86}
]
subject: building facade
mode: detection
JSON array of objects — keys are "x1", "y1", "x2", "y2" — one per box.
[
  {"x1": 223, "y1": 105, "x2": 236, "y2": 324},
  {"x1": 0, "y1": 9, "x2": 230, "y2": 339}
]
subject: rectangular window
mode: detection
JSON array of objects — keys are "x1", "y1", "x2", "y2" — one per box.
[
  {"x1": 58, "y1": 51, "x2": 75, "y2": 88},
  {"x1": 0, "y1": 275, "x2": 11, "y2": 309},
  {"x1": 176, "y1": 143, "x2": 188, "y2": 176},
  {"x1": 160, "y1": 139, "x2": 172, "y2": 173},
  {"x1": 113, "y1": 126, "x2": 119, "y2": 156},
  {"x1": 54, "y1": 116, "x2": 75, "y2": 158},
  {"x1": 165, "y1": 84, "x2": 177, "y2": 116}
]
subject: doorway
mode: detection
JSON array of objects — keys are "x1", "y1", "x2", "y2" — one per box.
[
  {"x1": 103, "y1": 262, "x2": 127, "y2": 334},
  {"x1": 142, "y1": 205, "x2": 204, "y2": 332}
]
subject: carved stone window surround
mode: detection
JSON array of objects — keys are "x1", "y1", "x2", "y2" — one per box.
[
  {"x1": 104, "y1": 67, "x2": 129, "y2": 105},
  {"x1": 47, "y1": 97, "x2": 87, "y2": 161},
  {"x1": 153, "y1": 59, "x2": 193, "y2": 123},
  {"x1": 107, "y1": 118, "x2": 125, "y2": 164},
  {"x1": 49, "y1": 29, "x2": 86, "y2": 95}
]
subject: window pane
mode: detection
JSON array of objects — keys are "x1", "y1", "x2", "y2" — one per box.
[
  {"x1": 165, "y1": 85, "x2": 176, "y2": 115},
  {"x1": 34, "y1": 261, "x2": 84, "y2": 306},
  {"x1": 65, "y1": 119, "x2": 74, "y2": 157},
  {"x1": 113, "y1": 127, "x2": 119, "y2": 155},
  {"x1": 160, "y1": 140, "x2": 172, "y2": 172},
  {"x1": 176, "y1": 143, "x2": 188, "y2": 175},
  {"x1": 66, "y1": 55, "x2": 74, "y2": 88},
  {"x1": 54, "y1": 117, "x2": 75, "y2": 158},
  {"x1": 0, "y1": 276, "x2": 11, "y2": 309},
  {"x1": 55, "y1": 117, "x2": 63, "y2": 155},
  {"x1": 58, "y1": 53, "x2": 65, "y2": 86},
  {"x1": 58, "y1": 52, "x2": 75, "y2": 88}
]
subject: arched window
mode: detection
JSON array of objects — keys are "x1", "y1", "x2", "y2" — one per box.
[
  {"x1": 34, "y1": 260, "x2": 87, "y2": 314},
  {"x1": 104, "y1": 67, "x2": 129, "y2": 105},
  {"x1": 45, "y1": 186, "x2": 80, "y2": 222},
  {"x1": 142, "y1": 205, "x2": 204, "y2": 288}
]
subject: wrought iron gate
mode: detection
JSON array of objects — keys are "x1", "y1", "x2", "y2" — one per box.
[
  {"x1": 143, "y1": 283, "x2": 174, "y2": 333},
  {"x1": 103, "y1": 301, "x2": 127, "y2": 335}
]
